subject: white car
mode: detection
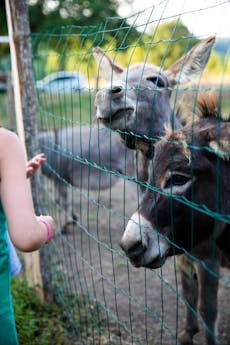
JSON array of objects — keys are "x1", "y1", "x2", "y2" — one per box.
[{"x1": 36, "y1": 71, "x2": 87, "y2": 93}]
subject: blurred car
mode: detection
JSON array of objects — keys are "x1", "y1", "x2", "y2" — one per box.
[{"x1": 36, "y1": 71, "x2": 87, "y2": 93}]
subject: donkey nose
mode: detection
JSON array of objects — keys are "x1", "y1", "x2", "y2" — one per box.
[
  {"x1": 111, "y1": 85, "x2": 123, "y2": 94},
  {"x1": 120, "y1": 240, "x2": 147, "y2": 260}
]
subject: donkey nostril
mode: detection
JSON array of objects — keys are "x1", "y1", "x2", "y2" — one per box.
[
  {"x1": 126, "y1": 241, "x2": 146, "y2": 258},
  {"x1": 111, "y1": 86, "x2": 122, "y2": 94}
]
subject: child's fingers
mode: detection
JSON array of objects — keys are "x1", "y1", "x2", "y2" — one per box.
[
  {"x1": 26, "y1": 153, "x2": 46, "y2": 178},
  {"x1": 28, "y1": 154, "x2": 46, "y2": 167},
  {"x1": 26, "y1": 167, "x2": 33, "y2": 178},
  {"x1": 33, "y1": 153, "x2": 46, "y2": 164}
]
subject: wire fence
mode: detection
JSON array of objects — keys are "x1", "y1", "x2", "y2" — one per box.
[{"x1": 31, "y1": 1, "x2": 230, "y2": 344}]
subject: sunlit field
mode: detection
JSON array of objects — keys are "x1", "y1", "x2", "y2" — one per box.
[
  {"x1": 37, "y1": 90, "x2": 95, "y2": 129},
  {"x1": 0, "y1": 86, "x2": 229, "y2": 132}
]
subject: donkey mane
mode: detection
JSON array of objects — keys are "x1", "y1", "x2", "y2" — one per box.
[
  {"x1": 197, "y1": 91, "x2": 219, "y2": 119},
  {"x1": 162, "y1": 91, "x2": 220, "y2": 142},
  {"x1": 163, "y1": 92, "x2": 220, "y2": 140}
]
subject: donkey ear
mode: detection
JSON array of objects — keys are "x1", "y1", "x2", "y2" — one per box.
[
  {"x1": 207, "y1": 123, "x2": 230, "y2": 160},
  {"x1": 93, "y1": 47, "x2": 123, "y2": 82},
  {"x1": 165, "y1": 36, "x2": 215, "y2": 86}
]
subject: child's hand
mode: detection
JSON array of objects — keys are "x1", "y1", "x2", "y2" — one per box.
[{"x1": 26, "y1": 153, "x2": 46, "y2": 178}]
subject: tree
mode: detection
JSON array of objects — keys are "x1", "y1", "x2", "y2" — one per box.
[
  {"x1": 147, "y1": 19, "x2": 199, "y2": 69},
  {"x1": 28, "y1": 0, "x2": 127, "y2": 29},
  {"x1": 0, "y1": 0, "x2": 139, "y2": 59},
  {"x1": 0, "y1": 3, "x2": 10, "y2": 60},
  {"x1": 28, "y1": 0, "x2": 139, "y2": 48}
]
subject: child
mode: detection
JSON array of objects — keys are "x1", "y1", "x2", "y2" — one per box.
[{"x1": 0, "y1": 129, "x2": 55, "y2": 345}]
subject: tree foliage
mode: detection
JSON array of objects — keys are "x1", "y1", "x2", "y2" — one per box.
[
  {"x1": 147, "y1": 19, "x2": 199, "y2": 69},
  {"x1": 0, "y1": 2, "x2": 225, "y2": 77},
  {"x1": 28, "y1": 0, "x2": 125, "y2": 29},
  {"x1": 0, "y1": 0, "x2": 139, "y2": 56},
  {"x1": 28, "y1": 0, "x2": 139, "y2": 48},
  {"x1": 105, "y1": 20, "x2": 200, "y2": 71},
  {"x1": 0, "y1": 3, "x2": 10, "y2": 60}
]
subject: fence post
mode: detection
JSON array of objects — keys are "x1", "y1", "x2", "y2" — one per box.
[{"x1": 5, "y1": 0, "x2": 54, "y2": 302}]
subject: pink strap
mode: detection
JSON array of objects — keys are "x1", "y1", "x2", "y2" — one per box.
[{"x1": 39, "y1": 219, "x2": 53, "y2": 243}]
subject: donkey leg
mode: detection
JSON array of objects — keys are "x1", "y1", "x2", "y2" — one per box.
[
  {"x1": 196, "y1": 259, "x2": 220, "y2": 345},
  {"x1": 57, "y1": 182, "x2": 77, "y2": 231},
  {"x1": 178, "y1": 256, "x2": 199, "y2": 345}
]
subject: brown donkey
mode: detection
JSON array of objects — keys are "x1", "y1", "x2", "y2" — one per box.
[{"x1": 120, "y1": 92, "x2": 230, "y2": 345}]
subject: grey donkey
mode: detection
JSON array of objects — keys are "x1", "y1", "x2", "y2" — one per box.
[
  {"x1": 93, "y1": 37, "x2": 215, "y2": 192},
  {"x1": 39, "y1": 125, "x2": 134, "y2": 230}
]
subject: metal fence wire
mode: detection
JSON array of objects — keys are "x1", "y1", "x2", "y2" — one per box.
[{"x1": 32, "y1": 1, "x2": 230, "y2": 344}]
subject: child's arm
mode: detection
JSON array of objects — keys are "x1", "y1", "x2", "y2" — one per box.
[{"x1": 0, "y1": 129, "x2": 54, "y2": 252}]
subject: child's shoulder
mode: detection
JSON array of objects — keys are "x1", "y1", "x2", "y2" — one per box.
[
  {"x1": 0, "y1": 129, "x2": 22, "y2": 158},
  {"x1": 0, "y1": 128, "x2": 20, "y2": 143}
]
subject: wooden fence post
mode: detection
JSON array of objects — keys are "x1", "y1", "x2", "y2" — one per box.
[{"x1": 5, "y1": 0, "x2": 54, "y2": 302}]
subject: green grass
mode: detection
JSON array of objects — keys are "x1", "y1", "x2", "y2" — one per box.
[
  {"x1": 0, "y1": 93, "x2": 7, "y2": 126},
  {"x1": 0, "y1": 90, "x2": 95, "y2": 131},
  {"x1": 37, "y1": 90, "x2": 95, "y2": 130},
  {"x1": 220, "y1": 92, "x2": 230, "y2": 119},
  {"x1": 12, "y1": 275, "x2": 76, "y2": 345},
  {"x1": 0, "y1": 92, "x2": 16, "y2": 129},
  {"x1": 12, "y1": 274, "x2": 111, "y2": 345}
]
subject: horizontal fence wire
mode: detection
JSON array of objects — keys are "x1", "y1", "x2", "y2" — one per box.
[{"x1": 32, "y1": 1, "x2": 230, "y2": 344}]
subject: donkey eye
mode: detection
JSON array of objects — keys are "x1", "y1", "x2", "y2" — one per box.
[
  {"x1": 147, "y1": 76, "x2": 165, "y2": 88},
  {"x1": 164, "y1": 174, "x2": 191, "y2": 190}
]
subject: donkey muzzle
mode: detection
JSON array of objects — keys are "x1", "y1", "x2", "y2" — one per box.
[{"x1": 120, "y1": 212, "x2": 170, "y2": 268}]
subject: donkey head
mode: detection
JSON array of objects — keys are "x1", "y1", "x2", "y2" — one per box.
[
  {"x1": 94, "y1": 37, "x2": 215, "y2": 154},
  {"x1": 120, "y1": 92, "x2": 230, "y2": 268}
]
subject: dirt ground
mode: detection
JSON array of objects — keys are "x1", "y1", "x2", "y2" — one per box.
[{"x1": 50, "y1": 178, "x2": 230, "y2": 345}]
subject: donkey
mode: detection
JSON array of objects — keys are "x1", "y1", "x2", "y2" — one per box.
[
  {"x1": 94, "y1": 38, "x2": 218, "y2": 343},
  {"x1": 93, "y1": 37, "x2": 215, "y2": 195},
  {"x1": 39, "y1": 125, "x2": 134, "y2": 228},
  {"x1": 94, "y1": 37, "x2": 215, "y2": 158},
  {"x1": 120, "y1": 92, "x2": 230, "y2": 345}
]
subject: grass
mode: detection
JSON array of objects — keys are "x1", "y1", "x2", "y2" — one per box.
[
  {"x1": 220, "y1": 92, "x2": 230, "y2": 119},
  {"x1": 12, "y1": 274, "x2": 112, "y2": 345},
  {"x1": 37, "y1": 90, "x2": 95, "y2": 129},
  {"x1": 12, "y1": 275, "x2": 76, "y2": 345},
  {"x1": 0, "y1": 90, "x2": 95, "y2": 131},
  {"x1": 0, "y1": 92, "x2": 15, "y2": 128}
]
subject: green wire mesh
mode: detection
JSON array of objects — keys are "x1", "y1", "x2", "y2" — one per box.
[{"x1": 32, "y1": 2, "x2": 230, "y2": 345}]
